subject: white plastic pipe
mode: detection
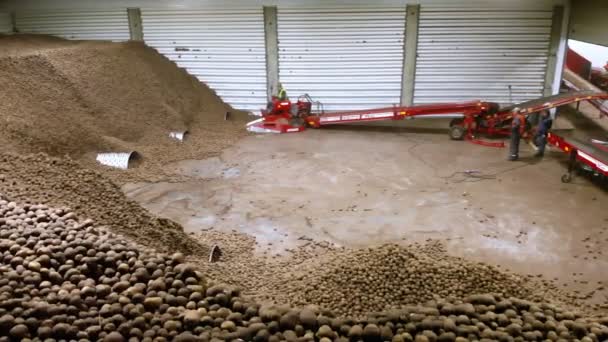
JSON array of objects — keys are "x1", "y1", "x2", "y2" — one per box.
[
  {"x1": 96, "y1": 152, "x2": 139, "y2": 170},
  {"x1": 169, "y1": 131, "x2": 189, "y2": 141}
]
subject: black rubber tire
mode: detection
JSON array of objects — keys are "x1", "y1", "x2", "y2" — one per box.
[
  {"x1": 449, "y1": 125, "x2": 466, "y2": 141},
  {"x1": 449, "y1": 118, "x2": 464, "y2": 127},
  {"x1": 289, "y1": 117, "x2": 304, "y2": 128},
  {"x1": 561, "y1": 174, "x2": 572, "y2": 183}
]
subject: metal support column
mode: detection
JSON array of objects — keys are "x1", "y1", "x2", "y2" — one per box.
[
  {"x1": 127, "y1": 8, "x2": 143, "y2": 41},
  {"x1": 544, "y1": 5, "x2": 564, "y2": 96},
  {"x1": 401, "y1": 5, "x2": 420, "y2": 106},
  {"x1": 263, "y1": 6, "x2": 279, "y2": 101},
  {"x1": 10, "y1": 11, "x2": 16, "y2": 33}
]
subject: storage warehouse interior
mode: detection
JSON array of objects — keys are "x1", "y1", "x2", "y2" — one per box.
[{"x1": 1, "y1": 0, "x2": 608, "y2": 340}]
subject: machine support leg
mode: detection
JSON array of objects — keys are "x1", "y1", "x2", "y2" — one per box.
[{"x1": 562, "y1": 149, "x2": 577, "y2": 183}]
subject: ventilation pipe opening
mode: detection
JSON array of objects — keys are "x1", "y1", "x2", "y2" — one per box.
[
  {"x1": 209, "y1": 244, "x2": 222, "y2": 263},
  {"x1": 96, "y1": 151, "x2": 141, "y2": 170},
  {"x1": 169, "y1": 130, "x2": 189, "y2": 141}
]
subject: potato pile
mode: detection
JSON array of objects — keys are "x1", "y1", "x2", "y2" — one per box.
[
  {"x1": 0, "y1": 195, "x2": 218, "y2": 340},
  {"x1": 265, "y1": 242, "x2": 577, "y2": 318},
  {"x1": 0, "y1": 152, "x2": 204, "y2": 255},
  {"x1": 1, "y1": 195, "x2": 608, "y2": 341}
]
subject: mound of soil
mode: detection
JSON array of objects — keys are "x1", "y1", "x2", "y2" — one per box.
[
  {"x1": 0, "y1": 34, "x2": 249, "y2": 184},
  {"x1": 2, "y1": 195, "x2": 608, "y2": 341},
  {"x1": 0, "y1": 153, "x2": 205, "y2": 256},
  {"x1": 192, "y1": 232, "x2": 583, "y2": 318}
]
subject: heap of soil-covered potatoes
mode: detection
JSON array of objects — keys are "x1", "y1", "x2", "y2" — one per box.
[
  {"x1": 2, "y1": 195, "x2": 608, "y2": 341},
  {"x1": 0, "y1": 34, "x2": 249, "y2": 184}
]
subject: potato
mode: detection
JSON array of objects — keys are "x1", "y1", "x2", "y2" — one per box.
[{"x1": 0, "y1": 189, "x2": 603, "y2": 342}]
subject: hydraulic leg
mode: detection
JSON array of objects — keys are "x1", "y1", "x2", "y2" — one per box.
[{"x1": 561, "y1": 149, "x2": 578, "y2": 183}]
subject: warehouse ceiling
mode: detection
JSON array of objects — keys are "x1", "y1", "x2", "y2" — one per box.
[{"x1": 570, "y1": 0, "x2": 608, "y2": 47}]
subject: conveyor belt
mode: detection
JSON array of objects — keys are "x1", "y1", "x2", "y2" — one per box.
[
  {"x1": 567, "y1": 137, "x2": 608, "y2": 164},
  {"x1": 500, "y1": 90, "x2": 608, "y2": 113},
  {"x1": 550, "y1": 132, "x2": 608, "y2": 181}
]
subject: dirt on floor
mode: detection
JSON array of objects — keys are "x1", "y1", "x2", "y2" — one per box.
[
  {"x1": 192, "y1": 230, "x2": 586, "y2": 319},
  {"x1": 125, "y1": 123, "x2": 608, "y2": 313},
  {"x1": 0, "y1": 34, "x2": 249, "y2": 184}
]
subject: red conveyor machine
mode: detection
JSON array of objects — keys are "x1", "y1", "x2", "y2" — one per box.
[
  {"x1": 247, "y1": 91, "x2": 608, "y2": 149},
  {"x1": 247, "y1": 91, "x2": 608, "y2": 184},
  {"x1": 547, "y1": 132, "x2": 608, "y2": 183}
]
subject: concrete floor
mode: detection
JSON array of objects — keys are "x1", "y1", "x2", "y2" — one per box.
[{"x1": 123, "y1": 127, "x2": 608, "y2": 307}]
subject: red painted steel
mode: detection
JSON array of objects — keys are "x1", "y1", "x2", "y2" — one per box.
[
  {"x1": 566, "y1": 47, "x2": 592, "y2": 80},
  {"x1": 248, "y1": 91, "x2": 608, "y2": 149},
  {"x1": 547, "y1": 132, "x2": 608, "y2": 178}
]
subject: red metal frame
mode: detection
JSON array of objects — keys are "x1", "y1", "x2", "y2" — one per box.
[
  {"x1": 305, "y1": 101, "x2": 493, "y2": 127},
  {"x1": 248, "y1": 91, "x2": 608, "y2": 148},
  {"x1": 547, "y1": 132, "x2": 608, "y2": 178},
  {"x1": 562, "y1": 79, "x2": 608, "y2": 117},
  {"x1": 250, "y1": 97, "x2": 306, "y2": 133},
  {"x1": 566, "y1": 47, "x2": 592, "y2": 80}
]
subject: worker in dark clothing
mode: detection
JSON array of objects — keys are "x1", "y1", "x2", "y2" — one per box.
[
  {"x1": 534, "y1": 110, "x2": 553, "y2": 157},
  {"x1": 508, "y1": 108, "x2": 526, "y2": 161}
]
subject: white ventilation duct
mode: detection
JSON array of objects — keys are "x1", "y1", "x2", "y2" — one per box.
[
  {"x1": 96, "y1": 151, "x2": 140, "y2": 169},
  {"x1": 169, "y1": 130, "x2": 189, "y2": 141}
]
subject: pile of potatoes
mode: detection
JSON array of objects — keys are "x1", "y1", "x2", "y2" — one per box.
[
  {"x1": 272, "y1": 243, "x2": 579, "y2": 319},
  {"x1": 0, "y1": 195, "x2": 231, "y2": 341},
  {"x1": 0, "y1": 152, "x2": 204, "y2": 255},
  {"x1": 1, "y1": 195, "x2": 608, "y2": 341}
]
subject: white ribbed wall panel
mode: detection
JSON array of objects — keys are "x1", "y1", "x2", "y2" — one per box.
[
  {"x1": 414, "y1": 7, "x2": 553, "y2": 104},
  {"x1": 141, "y1": 9, "x2": 266, "y2": 111},
  {"x1": 15, "y1": 10, "x2": 130, "y2": 41},
  {"x1": 278, "y1": 8, "x2": 406, "y2": 111},
  {"x1": 0, "y1": 12, "x2": 11, "y2": 33}
]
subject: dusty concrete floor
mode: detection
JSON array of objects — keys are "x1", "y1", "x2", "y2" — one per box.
[{"x1": 123, "y1": 126, "x2": 608, "y2": 307}]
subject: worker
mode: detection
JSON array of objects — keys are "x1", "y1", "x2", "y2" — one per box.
[
  {"x1": 508, "y1": 108, "x2": 526, "y2": 161},
  {"x1": 534, "y1": 110, "x2": 553, "y2": 158},
  {"x1": 277, "y1": 82, "x2": 287, "y2": 101}
]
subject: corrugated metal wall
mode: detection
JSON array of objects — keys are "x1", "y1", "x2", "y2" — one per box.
[
  {"x1": 15, "y1": 10, "x2": 130, "y2": 41},
  {"x1": 0, "y1": 12, "x2": 11, "y2": 33},
  {"x1": 277, "y1": 8, "x2": 406, "y2": 111},
  {"x1": 6, "y1": 3, "x2": 562, "y2": 110},
  {"x1": 414, "y1": 7, "x2": 553, "y2": 104},
  {"x1": 141, "y1": 9, "x2": 267, "y2": 111}
]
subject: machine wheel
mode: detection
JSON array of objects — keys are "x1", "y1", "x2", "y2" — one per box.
[
  {"x1": 449, "y1": 125, "x2": 466, "y2": 140},
  {"x1": 289, "y1": 117, "x2": 305, "y2": 128},
  {"x1": 449, "y1": 118, "x2": 464, "y2": 127},
  {"x1": 561, "y1": 173, "x2": 572, "y2": 183}
]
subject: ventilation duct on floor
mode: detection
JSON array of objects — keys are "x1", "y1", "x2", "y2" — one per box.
[
  {"x1": 209, "y1": 245, "x2": 222, "y2": 263},
  {"x1": 96, "y1": 151, "x2": 140, "y2": 169},
  {"x1": 169, "y1": 130, "x2": 189, "y2": 141}
]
